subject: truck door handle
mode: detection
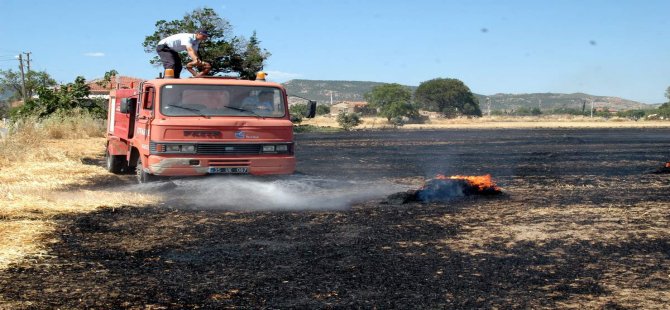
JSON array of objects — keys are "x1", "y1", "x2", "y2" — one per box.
[{"x1": 138, "y1": 116, "x2": 147, "y2": 120}]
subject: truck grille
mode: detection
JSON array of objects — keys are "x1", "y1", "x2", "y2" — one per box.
[
  {"x1": 197, "y1": 143, "x2": 262, "y2": 155},
  {"x1": 150, "y1": 142, "x2": 293, "y2": 155}
]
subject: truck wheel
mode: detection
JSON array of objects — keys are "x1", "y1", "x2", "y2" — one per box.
[
  {"x1": 105, "y1": 149, "x2": 126, "y2": 174},
  {"x1": 136, "y1": 157, "x2": 157, "y2": 183}
]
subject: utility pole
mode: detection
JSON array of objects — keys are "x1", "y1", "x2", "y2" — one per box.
[
  {"x1": 24, "y1": 52, "x2": 32, "y2": 97},
  {"x1": 18, "y1": 54, "x2": 26, "y2": 103},
  {"x1": 486, "y1": 97, "x2": 491, "y2": 116}
]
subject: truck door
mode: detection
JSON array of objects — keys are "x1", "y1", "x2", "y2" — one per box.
[{"x1": 135, "y1": 84, "x2": 155, "y2": 149}]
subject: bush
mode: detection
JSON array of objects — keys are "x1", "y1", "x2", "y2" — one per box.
[
  {"x1": 316, "y1": 104, "x2": 330, "y2": 116},
  {"x1": 336, "y1": 111, "x2": 361, "y2": 131},
  {"x1": 389, "y1": 116, "x2": 405, "y2": 128},
  {"x1": 289, "y1": 103, "x2": 307, "y2": 124}
]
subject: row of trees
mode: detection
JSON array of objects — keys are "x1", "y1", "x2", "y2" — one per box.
[
  {"x1": 363, "y1": 78, "x2": 482, "y2": 123},
  {"x1": 353, "y1": 83, "x2": 670, "y2": 125}
]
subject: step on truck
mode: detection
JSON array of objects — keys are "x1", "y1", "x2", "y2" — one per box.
[{"x1": 105, "y1": 73, "x2": 316, "y2": 183}]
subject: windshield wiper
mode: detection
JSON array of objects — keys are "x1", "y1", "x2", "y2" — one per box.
[
  {"x1": 222, "y1": 105, "x2": 264, "y2": 118},
  {"x1": 166, "y1": 104, "x2": 209, "y2": 118}
]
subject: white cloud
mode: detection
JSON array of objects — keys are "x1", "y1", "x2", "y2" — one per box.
[
  {"x1": 83, "y1": 52, "x2": 105, "y2": 57},
  {"x1": 264, "y1": 70, "x2": 302, "y2": 82}
]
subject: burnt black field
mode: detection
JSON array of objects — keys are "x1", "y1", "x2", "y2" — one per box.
[{"x1": 1, "y1": 128, "x2": 669, "y2": 309}]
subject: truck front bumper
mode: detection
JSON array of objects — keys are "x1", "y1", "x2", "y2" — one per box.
[{"x1": 146, "y1": 155, "x2": 296, "y2": 176}]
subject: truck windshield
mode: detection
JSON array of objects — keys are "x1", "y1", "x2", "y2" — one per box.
[{"x1": 160, "y1": 84, "x2": 286, "y2": 118}]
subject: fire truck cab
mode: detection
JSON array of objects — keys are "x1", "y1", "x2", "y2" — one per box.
[{"x1": 105, "y1": 75, "x2": 315, "y2": 183}]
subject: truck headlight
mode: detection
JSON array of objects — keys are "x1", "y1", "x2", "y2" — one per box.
[
  {"x1": 261, "y1": 144, "x2": 289, "y2": 153},
  {"x1": 164, "y1": 144, "x2": 196, "y2": 153},
  {"x1": 182, "y1": 145, "x2": 196, "y2": 153}
]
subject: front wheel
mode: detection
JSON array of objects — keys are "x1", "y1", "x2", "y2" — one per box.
[{"x1": 136, "y1": 157, "x2": 158, "y2": 183}]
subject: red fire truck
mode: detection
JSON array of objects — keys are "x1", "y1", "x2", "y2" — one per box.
[{"x1": 105, "y1": 74, "x2": 315, "y2": 183}]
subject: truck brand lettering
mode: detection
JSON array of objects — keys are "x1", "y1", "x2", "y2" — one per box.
[
  {"x1": 137, "y1": 127, "x2": 147, "y2": 136},
  {"x1": 234, "y1": 131, "x2": 259, "y2": 139},
  {"x1": 184, "y1": 130, "x2": 222, "y2": 138}
]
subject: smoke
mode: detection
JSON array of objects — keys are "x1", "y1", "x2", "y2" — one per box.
[{"x1": 134, "y1": 175, "x2": 408, "y2": 211}]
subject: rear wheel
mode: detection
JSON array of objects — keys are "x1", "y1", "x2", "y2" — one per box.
[
  {"x1": 136, "y1": 157, "x2": 158, "y2": 183},
  {"x1": 105, "y1": 149, "x2": 126, "y2": 174}
]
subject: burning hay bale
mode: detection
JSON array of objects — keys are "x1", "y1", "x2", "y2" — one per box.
[
  {"x1": 652, "y1": 162, "x2": 670, "y2": 174},
  {"x1": 387, "y1": 174, "x2": 502, "y2": 204}
]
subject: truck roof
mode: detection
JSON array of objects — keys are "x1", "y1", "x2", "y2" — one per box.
[{"x1": 144, "y1": 77, "x2": 285, "y2": 89}]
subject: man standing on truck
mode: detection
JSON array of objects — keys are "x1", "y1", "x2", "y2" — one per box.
[{"x1": 156, "y1": 29, "x2": 210, "y2": 78}]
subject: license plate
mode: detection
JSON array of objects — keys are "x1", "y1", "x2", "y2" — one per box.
[{"x1": 208, "y1": 167, "x2": 249, "y2": 174}]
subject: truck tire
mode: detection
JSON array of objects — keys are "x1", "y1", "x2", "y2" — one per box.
[
  {"x1": 136, "y1": 157, "x2": 157, "y2": 183},
  {"x1": 105, "y1": 149, "x2": 126, "y2": 174}
]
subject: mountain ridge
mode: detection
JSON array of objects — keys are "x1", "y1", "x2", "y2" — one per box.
[{"x1": 282, "y1": 79, "x2": 654, "y2": 111}]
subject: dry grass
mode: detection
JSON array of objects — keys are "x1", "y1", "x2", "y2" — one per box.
[
  {"x1": 0, "y1": 114, "x2": 159, "y2": 270},
  {"x1": 302, "y1": 115, "x2": 670, "y2": 130}
]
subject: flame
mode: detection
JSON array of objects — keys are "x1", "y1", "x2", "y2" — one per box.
[
  {"x1": 665, "y1": 162, "x2": 670, "y2": 168},
  {"x1": 434, "y1": 174, "x2": 500, "y2": 191}
]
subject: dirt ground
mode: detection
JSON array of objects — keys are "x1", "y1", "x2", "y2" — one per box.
[{"x1": 1, "y1": 128, "x2": 669, "y2": 309}]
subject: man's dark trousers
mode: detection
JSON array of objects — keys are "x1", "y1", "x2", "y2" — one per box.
[{"x1": 156, "y1": 44, "x2": 182, "y2": 78}]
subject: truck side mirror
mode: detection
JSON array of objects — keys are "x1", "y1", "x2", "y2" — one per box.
[
  {"x1": 305, "y1": 100, "x2": 316, "y2": 118},
  {"x1": 120, "y1": 98, "x2": 137, "y2": 114}
]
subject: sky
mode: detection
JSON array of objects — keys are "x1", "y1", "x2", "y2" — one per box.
[{"x1": 1, "y1": 0, "x2": 668, "y2": 104}]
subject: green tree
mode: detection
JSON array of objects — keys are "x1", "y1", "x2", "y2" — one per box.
[
  {"x1": 336, "y1": 111, "x2": 361, "y2": 131},
  {"x1": 655, "y1": 102, "x2": 670, "y2": 118},
  {"x1": 0, "y1": 69, "x2": 57, "y2": 102},
  {"x1": 414, "y1": 78, "x2": 482, "y2": 118},
  {"x1": 142, "y1": 7, "x2": 270, "y2": 79},
  {"x1": 11, "y1": 76, "x2": 97, "y2": 119},
  {"x1": 364, "y1": 83, "x2": 416, "y2": 121},
  {"x1": 237, "y1": 31, "x2": 269, "y2": 80}
]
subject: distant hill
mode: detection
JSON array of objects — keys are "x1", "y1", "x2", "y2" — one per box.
[
  {"x1": 474, "y1": 93, "x2": 650, "y2": 112},
  {"x1": 283, "y1": 79, "x2": 416, "y2": 105},
  {"x1": 282, "y1": 79, "x2": 652, "y2": 111}
]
